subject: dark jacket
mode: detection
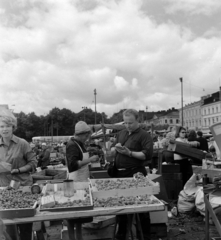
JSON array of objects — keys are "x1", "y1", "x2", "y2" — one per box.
[
  {"x1": 38, "y1": 148, "x2": 51, "y2": 167},
  {"x1": 197, "y1": 137, "x2": 209, "y2": 152}
]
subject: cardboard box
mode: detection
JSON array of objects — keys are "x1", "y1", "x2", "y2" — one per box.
[{"x1": 150, "y1": 203, "x2": 168, "y2": 224}]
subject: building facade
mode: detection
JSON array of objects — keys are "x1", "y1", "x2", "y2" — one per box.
[
  {"x1": 201, "y1": 91, "x2": 221, "y2": 133},
  {"x1": 146, "y1": 108, "x2": 179, "y2": 127},
  {"x1": 179, "y1": 88, "x2": 221, "y2": 133},
  {"x1": 181, "y1": 100, "x2": 202, "y2": 130}
]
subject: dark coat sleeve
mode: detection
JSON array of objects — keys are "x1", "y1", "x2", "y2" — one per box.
[
  {"x1": 140, "y1": 132, "x2": 153, "y2": 160},
  {"x1": 66, "y1": 141, "x2": 83, "y2": 172}
]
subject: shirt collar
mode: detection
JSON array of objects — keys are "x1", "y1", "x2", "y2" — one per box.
[
  {"x1": 127, "y1": 127, "x2": 141, "y2": 135},
  {"x1": 0, "y1": 135, "x2": 19, "y2": 145}
]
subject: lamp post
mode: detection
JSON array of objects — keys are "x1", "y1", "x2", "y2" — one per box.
[
  {"x1": 94, "y1": 89, "x2": 97, "y2": 124},
  {"x1": 180, "y1": 77, "x2": 184, "y2": 126},
  {"x1": 82, "y1": 106, "x2": 87, "y2": 121},
  {"x1": 145, "y1": 106, "x2": 148, "y2": 123}
]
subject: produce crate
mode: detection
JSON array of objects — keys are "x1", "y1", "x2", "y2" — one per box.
[
  {"x1": 89, "y1": 177, "x2": 160, "y2": 198},
  {"x1": 168, "y1": 141, "x2": 206, "y2": 160},
  {"x1": 39, "y1": 182, "x2": 93, "y2": 212},
  {"x1": 32, "y1": 169, "x2": 67, "y2": 182},
  {"x1": 0, "y1": 187, "x2": 38, "y2": 219}
]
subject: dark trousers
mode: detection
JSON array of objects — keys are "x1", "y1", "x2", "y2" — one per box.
[
  {"x1": 6, "y1": 223, "x2": 33, "y2": 240},
  {"x1": 174, "y1": 159, "x2": 193, "y2": 186},
  {"x1": 115, "y1": 166, "x2": 151, "y2": 240}
]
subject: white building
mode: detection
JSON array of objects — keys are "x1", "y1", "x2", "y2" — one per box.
[
  {"x1": 201, "y1": 90, "x2": 221, "y2": 133},
  {"x1": 181, "y1": 100, "x2": 202, "y2": 130}
]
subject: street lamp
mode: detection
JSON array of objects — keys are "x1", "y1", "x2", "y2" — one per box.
[
  {"x1": 145, "y1": 106, "x2": 148, "y2": 123},
  {"x1": 180, "y1": 77, "x2": 184, "y2": 126},
  {"x1": 82, "y1": 106, "x2": 87, "y2": 122},
  {"x1": 94, "y1": 89, "x2": 97, "y2": 124}
]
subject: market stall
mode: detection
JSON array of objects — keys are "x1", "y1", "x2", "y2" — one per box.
[{"x1": 1, "y1": 175, "x2": 165, "y2": 240}]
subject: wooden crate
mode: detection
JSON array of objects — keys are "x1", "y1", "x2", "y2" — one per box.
[
  {"x1": 83, "y1": 216, "x2": 116, "y2": 229},
  {"x1": 90, "y1": 177, "x2": 160, "y2": 198},
  {"x1": 168, "y1": 141, "x2": 206, "y2": 160},
  {"x1": 162, "y1": 164, "x2": 180, "y2": 173},
  {"x1": 32, "y1": 169, "x2": 67, "y2": 182},
  {"x1": 150, "y1": 206, "x2": 168, "y2": 224},
  {"x1": 40, "y1": 182, "x2": 93, "y2": 212},
  {"x1": 164, "y1": 179, "x2": 183, "y2": 200},
  {"x1": 162, "y1": 173, "x2": 182, "y2": 180}
]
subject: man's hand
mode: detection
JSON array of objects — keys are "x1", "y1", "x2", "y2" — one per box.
[
  {"x1": 116, "y1": 146, "x2": 131, "y2": 156},
  {"x1": 89, "y1": 155, "x2": 99, "y2": 163},
  {"x1": 11, "y1": 169, "x2": 19, "y2": 175}
]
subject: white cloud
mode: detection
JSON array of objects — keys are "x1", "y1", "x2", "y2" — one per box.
[
  {"x1": 164, "y1": 0, "x2": 221, "y2": 15},
  {"x1": 0, "y1": 0, "x2": 220, "y2": 117}
]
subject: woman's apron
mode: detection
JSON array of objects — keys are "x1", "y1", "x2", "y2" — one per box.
[{"x1": 68, "y1": 141, "x2": 90, "y2": 182}]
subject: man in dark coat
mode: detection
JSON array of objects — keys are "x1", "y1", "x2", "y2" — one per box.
[
  {"x1": 111, "y1": 109, "x2": 153, "y2": 240},
  {"x1": 196, "y1": 131, "x2": 208, "y2": 152}
]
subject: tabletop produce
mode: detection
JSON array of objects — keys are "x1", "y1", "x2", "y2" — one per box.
[
  {"x1": 94, "y1": 176, "x2": 153, "y2": 190},
  {"x1": 93, "y1": 194, "x2": 161, "y2": 208},
  {"x1": 0, "y1": 188, "x2": 41, "y2": 209}
]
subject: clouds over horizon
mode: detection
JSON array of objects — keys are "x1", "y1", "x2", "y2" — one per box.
[{"x1": 0, "y1": 0, "x2": 221, "y2": 116}]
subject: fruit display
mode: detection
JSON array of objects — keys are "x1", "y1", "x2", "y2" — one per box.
[
  {"x1": 94, "y1": 195, "x2": 161, "y2": 208},
  {"x1": 40, "y1": 182, "x2": 93, "y2": 211},
  {"x1": 0, "y1": 188, "x2": 41, "y2": 210},
  {"x1": 51, "y1": 196, "x2": 92, "y2": 208},
  {"x1": 94, "y1": 176, "x2": 153, "y2": 191}
]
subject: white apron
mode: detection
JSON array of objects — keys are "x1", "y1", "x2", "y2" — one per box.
[{"x1": 68, "y1": 141, "x2": 90, "y2": 182}]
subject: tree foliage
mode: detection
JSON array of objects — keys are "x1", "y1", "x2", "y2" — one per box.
[{"x1": 13, "y1": 107, "x2": 110, "y2": 141}]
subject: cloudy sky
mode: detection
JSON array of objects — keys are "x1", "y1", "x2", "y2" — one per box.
[{"x1": 0, "y1": 0, "x2": 221, "y2": 117}]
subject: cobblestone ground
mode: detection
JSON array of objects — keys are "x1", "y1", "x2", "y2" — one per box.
[{"x1": 43, "y1": 214, "x2": 220, "y2": 240}]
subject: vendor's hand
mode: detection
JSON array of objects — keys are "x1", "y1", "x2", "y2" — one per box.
[
  {"x1": 90, "y1": 155, "x2": 99, "y2": 163},
  {"x1": 11, "y1": 169, "x2": 19, "y2": 175},
  {"x1": 116, "y1": 146, "x2": 130, "y2": 156}
]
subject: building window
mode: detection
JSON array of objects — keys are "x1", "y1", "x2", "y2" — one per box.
[
  {"x1": 165, "y1": 119, "x2": 167, "y2": 124},
  {"x1": 213, "y1": 118, "x2": 215, "y2": 123},
  {"x1": 176, "y1": 119, "x2": 179, "y2": 124},
  {"x1": 204, "y1": 109, "x2": 206, "y2": 115},
  {"x1": 170, "y1": 119, "x2": 173, "y2": 124},
  {"x1": 212, "y1": 108, "x2": 214, "y2": 113},
  {"x1": 217, "y1": 117, "x2": 219, "y2": 122},
  {"x1": 208, "y1": 118, "x2": 210, "y2": 125},
  {"x1": 204, "y1": 119, "x2": 206, "y2": 126},
  {"x1": 208, "y1": 108, "x2": 210, "y2": 114},
  {"x1": 216, "y1": 106, "x2": 218, "y2": 113}
]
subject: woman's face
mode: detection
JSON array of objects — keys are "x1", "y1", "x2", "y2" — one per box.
[
  {"x1": 179, "y1": 129, "x2": 186, "y2": 139},
  {"x1": 0, "y1": 121, "x2": 13, "y2": 139}
]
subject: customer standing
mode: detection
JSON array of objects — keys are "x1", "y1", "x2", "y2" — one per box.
[
  {"x1": 0, "y1": 109, "x2": 37, "y2": 240},
  {"x1": 111, "y1": 109, "x2": 153, "y2": 240},
  {"x1": 38, "y1": 142, "x2": 51, "y2": 168},
  {"x1": 196, "y1": 131, "x2": 208, "y2": 152},
  {"x1": 174, "y1": 126, "x2": 199, "y2": 186},
  {"x1": 66, "y1": 121, "x2": 99, "y2": 240}
]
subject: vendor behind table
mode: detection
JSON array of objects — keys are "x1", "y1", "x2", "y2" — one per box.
[{"x1": 0, "y1": 109, "x2": 37, "y2": 240}]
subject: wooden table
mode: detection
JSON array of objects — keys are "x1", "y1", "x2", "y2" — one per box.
[
  {"x1": 2, "y1": 202, "x2": 165, "y2": 225},
  {"x1": 204, "y1": 186, "x2": 221, "y2": 240},
  {"x1": 2, "y1": 200, "x2": 165, "y2": 240}
]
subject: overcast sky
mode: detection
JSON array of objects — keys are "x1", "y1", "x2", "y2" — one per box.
[{"x1": 0, "y1": 0, "x2": 221, "y2": 117}]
